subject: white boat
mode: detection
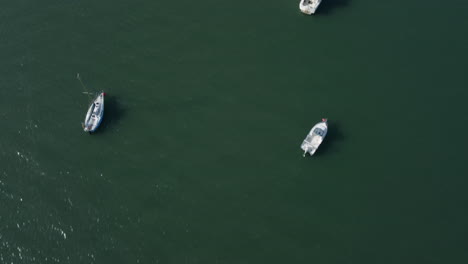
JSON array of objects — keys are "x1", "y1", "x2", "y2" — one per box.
[
  {"x1": 299, "y1": 0, "x2": 322, "y2": 15},
  {"x1": 83, "y1": 92, "x2": 105, "y2": 133},
  {"x1": 301, "y1": 118, "x2": 328, "y2": 156}
]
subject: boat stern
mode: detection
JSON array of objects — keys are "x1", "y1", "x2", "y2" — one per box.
[
  {"x1": 301, "y1": 141, "x2": 318, "y2": 157},
  {"x1": 300, "y1": 6, "x2": 315, "y2": 15},
  {"x1": 83, "y1": 123, "x2": 93, "y2": 132},
  {"x1": 299, "y1": 0, "x2": 320, "y2": 15}
]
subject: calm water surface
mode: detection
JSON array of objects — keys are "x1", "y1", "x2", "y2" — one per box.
[{"x1": 1, "y1": 0, "x2": 468, "y2": 263}]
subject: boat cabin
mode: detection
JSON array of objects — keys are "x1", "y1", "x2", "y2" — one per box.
[{"x1": 313, "y1": 127, "x2": 325, "y2": 136}]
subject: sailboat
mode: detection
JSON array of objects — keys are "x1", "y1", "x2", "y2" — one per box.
[{"x1": 83, "y1": 92, "x2": 105, "y2": 133}]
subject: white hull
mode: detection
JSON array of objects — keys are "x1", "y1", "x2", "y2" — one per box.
[
  {"x1": 83, "y1": 92, "x2": 105, "y2": 133},
  {"x1": 301, "y1": 119, "x2": 328, "y2": 156},
  {"x1": 299, "y1": 0, "x2": 322, "y2": 15}
]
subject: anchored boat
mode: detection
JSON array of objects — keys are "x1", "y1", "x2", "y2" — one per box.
[
  {"x1": 83, "y1": 92, "x2": 105, "y2": 133},
  {"x1": 299, "y1": 0, "x2": 322, "y2": 15},
  {"x1": 301, "y1": 118, "x2": 328, "y2": 157}
]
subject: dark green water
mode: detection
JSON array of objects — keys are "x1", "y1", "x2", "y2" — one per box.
[{"x1": 1, "y1": 0, "x2": 468, "y2": 263}]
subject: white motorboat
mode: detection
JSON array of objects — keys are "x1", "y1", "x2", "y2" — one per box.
[
  {"x1": 299, "y1": 0, "x2": 322, "y2": 15},
  {"x1": 83, "y1": 92, "x2": 105, "y2": 133},
  {"x1": 301, "y1": 118, "x2": 328, "y2": 156}
]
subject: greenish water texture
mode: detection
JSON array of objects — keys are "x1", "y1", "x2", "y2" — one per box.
[{"x1": 1, "y1": 0, "x2": 468, "y2": 263}]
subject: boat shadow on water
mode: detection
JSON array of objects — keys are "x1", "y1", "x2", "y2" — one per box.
[
  {"x1": 317, "y1": 0, "x2": 350, "y2": 14},
  {"x1": 91, "y1": 95, "x2": 125, "y2": 135},
  {"x1": 315, "y1": 122, "x2": 344, "y2": 156}
]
